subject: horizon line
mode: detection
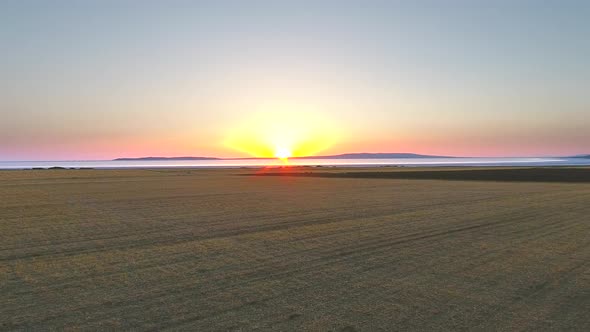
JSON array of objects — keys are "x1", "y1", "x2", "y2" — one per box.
[{"x1": 1, "y1": 152, "x2": 586, "y2": 163}]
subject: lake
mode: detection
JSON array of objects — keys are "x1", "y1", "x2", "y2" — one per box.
[{"x1": 1, "y1": 157, "x2": 589, "y2": 169}]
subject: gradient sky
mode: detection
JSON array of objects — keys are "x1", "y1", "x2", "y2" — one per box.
[{"x1": 1, "y1": 0, "x2": 589, "y2": 160}]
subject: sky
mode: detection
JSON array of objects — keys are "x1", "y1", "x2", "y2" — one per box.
[{"x1": 1, "y1": 0, "x2": 589, "y2": 160}]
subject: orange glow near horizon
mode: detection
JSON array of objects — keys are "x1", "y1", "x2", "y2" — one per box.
[{"x1": 224, "y1": 107, "x2": 338, "y2": 159}]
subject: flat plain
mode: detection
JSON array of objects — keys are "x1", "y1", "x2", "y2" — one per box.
[{"x1": 1, "y1": 167, "x2": 590, "y2": 331}]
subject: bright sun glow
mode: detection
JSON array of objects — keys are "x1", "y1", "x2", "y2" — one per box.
[
  {"x1": 274, "y1": 146, "x2": 292, "y2": 160},
  {"x1": 224, "y1": 106, "x2": 338, "y2": 160}
]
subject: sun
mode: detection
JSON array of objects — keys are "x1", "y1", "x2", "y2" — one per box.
[
  {"x1": 223, "y1": 107, "x2": 339, "y2": 160},
  {"x1": 274, "y1": 146, "x2": 292, "y2": 160}
]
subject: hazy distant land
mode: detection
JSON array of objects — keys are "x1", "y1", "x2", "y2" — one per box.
[
  {"x1": 114, "y1": 156, "x2": 220, "y2": 161},
  {"x1": 295, "y1": 152, "x2": 452, "y2": 159},
  {"x1": 2, "y1": 166, "x2": 590, "y2": 330},
  {"x1": 114, "y1": 153, "x2": 449, "y2": 161},
  {"x1": 113, "y1": 152, "x2": 588, "y2": 161}
]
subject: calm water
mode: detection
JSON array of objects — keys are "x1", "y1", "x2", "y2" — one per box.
[{"x1": 1, "y1": 157, "x2": 589, "y2": 169}]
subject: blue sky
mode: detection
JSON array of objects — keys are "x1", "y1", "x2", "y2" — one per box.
[{"x1": 1, "y1": 1, "x2": 589, "y2": 160}]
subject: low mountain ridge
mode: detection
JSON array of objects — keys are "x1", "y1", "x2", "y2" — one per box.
[
  {"x1": 114, "y1": 156, "x2": 219, "y2": 161},
  {"x1": 294, "y1": 153, "x2": 449, "y2": 159},
  {"x1": 114, "y1": 153, "x2": 448, "y2": 161}
]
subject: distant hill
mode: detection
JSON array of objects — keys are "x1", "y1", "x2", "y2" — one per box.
[
  {"x1": 570, "y1": 154, "x2": 590, "y2": 159},
  {"x1": 115, "y1": 153, "x2": 449, "y2": 161},
  {"x1": 294, "y1": 153, "x2": 450, "y2": 159},
  {"x1": 114, "y1": 156, "x2": 220, "y2": 161}
]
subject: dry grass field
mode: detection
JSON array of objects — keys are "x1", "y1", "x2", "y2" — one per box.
[{"x1": 1, "y1": 167, "x2": 590, "y2": 331}]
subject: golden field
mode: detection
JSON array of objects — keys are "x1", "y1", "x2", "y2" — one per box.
[{"x1": 1, "y1": 167, "x2": 589, "y2": 331}]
